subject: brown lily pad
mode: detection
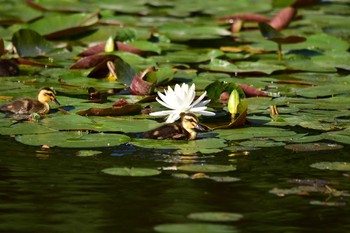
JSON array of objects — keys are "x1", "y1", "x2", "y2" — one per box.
[
  {"x1": 76, "y1": 104, "x2": 141, "y2": 116},
  {"x1": 285, "y1": 143, "x2": 344, "y2": 152}
]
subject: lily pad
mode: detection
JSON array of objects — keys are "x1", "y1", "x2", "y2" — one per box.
[
  {"x1": 129, "y1": 138, "x2": 226, "y2": 154},
  {"x1": 188, "y1": 212, "x2": 243, "y2": 222},
  {"x1": 310, "y1": 162, "x2": 350, "y2": 172},
  {"x1": 154, "y1": 223, "x2": 238, "y2": 233},
  {"x1": 12, "y1": 29, "x2": 55, "y2": 57},
  {"x1": 76, "y1": 150, "x2": 102, "y2": 157},
  {"x1": 215, "y1": 127, "x2": 297, "y2": 141},
  {"x1": 177, "y1": 164, "x2": 236, "y2": 173},
  {"x1": 0, "y1": 122, "x2": 57, "y2": 135},
  {"x1": 101, "y1": 167, "x2": 161, "y2": 176},
  {"x1": 16, "y1": 131, "x2": 130, "y2": 148},
  {"x1": 285, "y1": 143, "x2": 344, "y2": 152}
]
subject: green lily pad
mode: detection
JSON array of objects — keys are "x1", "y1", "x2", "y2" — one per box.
[
  {"x1": 28, "y1": 12, "x2": 99, "y2": 38},
  {"x1": 127, "y1": 41, "x2": 161, "y2": 54},
  {"x1": 177, "y1": 164, "x2": 236, "y2": 173},
  {"x1": 76, "y1": 150, "x2": 102, "y2": 157},
  {"x1": 0, "y1": 122, "x2": 57, "y2": 135},
  {"x1": 154, "y1": 223, "x2": 238, "y2": 233},
  {"x1": 310, "y1": 162, "x2": 350, "y2": 171},
  {"x1": 12, "y1": 29, "x2": 55, "y2": 57},
  {"x1": 101, "y1": 167, "x2": 161, "y2": 176},
  {"x1": 200, "y1": 59, "x2": 286, "y2": 74},
  {"x1": 188, "y1": 212, "x2": 243, "y2": 222},
  {"x1": 239, "y1": 140, "x2": 285, "y2": 148},
  {"x1": 158, "y1": 24, "x2": 231, "y2": 41},
  {"x1": 129, "y1": 138, "x2": 226, "y2": 154},
  {"x1": 16, "y1": 131, "x2": 130, "y2": 148},
  {"x1": 215, "y1": 127, "x2": 297, "y2": 141}
]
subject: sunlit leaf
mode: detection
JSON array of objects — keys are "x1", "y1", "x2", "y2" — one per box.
[
  {"x1": 16, "y1": 131, "x2": 130, "y2": 148},
  {"x1": 177, "y1": 164, "x2": 236, "y2": 173},
  {"x1": 102, "y1": 167, "x2": 161, "y2": 176},
  {"x1": 28, "y1": 12, "x2": 99, "y2": 39},
  {"x1": 154, "y1": 223, "x2": 238, "y2": 233},
  {"x1": 188, "y1": 212, "x2": 243, "y2": 222},
  {"x1": 77, "y1": 150, "x2": 102, "y2": 157},
  {"x1": 310, "y1": 162, "x2": 350, "y2": 171}
]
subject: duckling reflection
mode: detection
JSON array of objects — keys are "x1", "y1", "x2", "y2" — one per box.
[
  {"x1": 0, "y1": 87, "x2": 60, "y2": 115},
  {"x1": 144, "y1": 112, "x2": 209, "y2": 140}
]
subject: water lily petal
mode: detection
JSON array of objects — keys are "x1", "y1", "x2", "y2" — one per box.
[
  {"x1": 190, "y1": 91, "x2": 208, "y2": 107},
  {"x1": 150, "y1": 110, "x2": 177, "y2": 116},
  {"x1": 156, "y1": 97, "x2": 176, "y2": 110},
  {"x1": 166, "y1": 111, "x2": 182, "y2": 123}
]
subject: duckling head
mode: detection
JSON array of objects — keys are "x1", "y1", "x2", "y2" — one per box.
[
  {"x1": 37, "y1": 87, "x2": 60, "y2": 105},
  {"x1": 180, "y1": 112, "x2": 208, "y2": 140}
]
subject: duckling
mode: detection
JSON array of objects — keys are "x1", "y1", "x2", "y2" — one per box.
[
  {"x1": 0, "y1": 87, "x2": 60, "y2": 115},
  {"x1": 144, "y1": 112, "x2": 209, "y2": 140}
]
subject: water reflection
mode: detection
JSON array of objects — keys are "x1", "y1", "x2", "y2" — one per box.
[{"x1": 0, "y1": 136, "x2": 350, "y2": 233}]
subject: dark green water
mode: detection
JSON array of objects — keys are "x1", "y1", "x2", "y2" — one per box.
[{"x1": 1, "y1": 135, "x2": 349, "y2": 233}]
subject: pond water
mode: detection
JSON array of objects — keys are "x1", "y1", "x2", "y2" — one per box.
[{"x1": 1, "y1": 134, "x2": 349, "y2": 233}]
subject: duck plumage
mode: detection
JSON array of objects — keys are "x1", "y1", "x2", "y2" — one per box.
[
  {"x1": 0, "y1": 87, "x2": 60, "y2": 115},
  {"x1": 144, "y1": 112, "x2": 209, "y2": 140}
]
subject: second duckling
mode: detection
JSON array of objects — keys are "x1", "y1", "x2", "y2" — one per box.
[
  {"x1": 144, "y1": 112, "x2": 209, "y2": 140},
  {"x1": 0, "y1": 87, "x2": 60, "y2": 115}
]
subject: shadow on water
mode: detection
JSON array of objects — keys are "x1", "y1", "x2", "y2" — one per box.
[{"x1": 0, "y1": 135, "x2": 350, "y2": 233}]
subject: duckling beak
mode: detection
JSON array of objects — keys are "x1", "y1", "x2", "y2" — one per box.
[
  {"x1": 53, "y1": 98, "x2": 60, "y2": 105},
  {"x1": 194, "y1": 123, "x2": 210, "y2": 132}
]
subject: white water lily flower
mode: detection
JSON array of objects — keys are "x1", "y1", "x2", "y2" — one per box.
[{"x1": 150, "y1": 83, "x2": 215, "y2": 123}]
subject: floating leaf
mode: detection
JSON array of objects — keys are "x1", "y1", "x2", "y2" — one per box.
[
  {"x1": 154, "y1": 223, "x2": 238, "y2": 233},
  {"x1": 177, "y1": 164, "x2": 236, "y2": 173},
  {"x1": 310, "y1": 162, "x2": 350, "y2": 171},
  {"x1": 285, "y1": 143, "x2": 343, "y2": 152},
  {"x1": 16, "y1": 132, "x2": 130, "y2": 148},
  {"x1": 309, "y1": 200, "x2": 346, "y2": 207},
  {"x1": 0, "y1": 122, "x2": 57, "y2": 135},
  {"x1": 77, "y1": 150, "x2": 102, "y2": 157},
  {"x1": 188, "y1": 212, "x2": 243, "y2": 222},
  {"x1": 102, "y1": 167, "x2": 161, "y2": 176},
  {"x1": 216, "y1": 127, "x2": 297, "y2": 141},
  {"x1": 76, "y1": 104, "x2": 141, "y2": 116},
  {"x1": 12, "y1": 29, "x2": 55, "y2": 57},
  {"x1": 28, "y1": 12, "x2": 99, "y2": 39},
  {"x1": 130, "y1": 138, "x2": 226, "y2": 154}
]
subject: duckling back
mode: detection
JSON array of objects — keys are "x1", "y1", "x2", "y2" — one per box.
[{"x1": 0, "y1": 98, "x2": 49, "y2": 114}]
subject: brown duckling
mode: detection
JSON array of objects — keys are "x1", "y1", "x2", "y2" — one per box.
[
  {"x1": 0, "y1": 87, "x2": 60, "y2": 115},
  {"x1": 144, "y1": 112, "x2": 209, "y2": 140}
]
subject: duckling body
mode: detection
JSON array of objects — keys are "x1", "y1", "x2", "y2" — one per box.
[
  {"x1": 0, "y1": 87, "x2": 60, "y2": 115},
  {"x1": 144, "y1": 112, "x2": 208, "y2": 140}
]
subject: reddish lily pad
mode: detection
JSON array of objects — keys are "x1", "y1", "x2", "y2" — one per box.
[{"x1": 76, "y1": 104, "x2": 142, "y2": 116}]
